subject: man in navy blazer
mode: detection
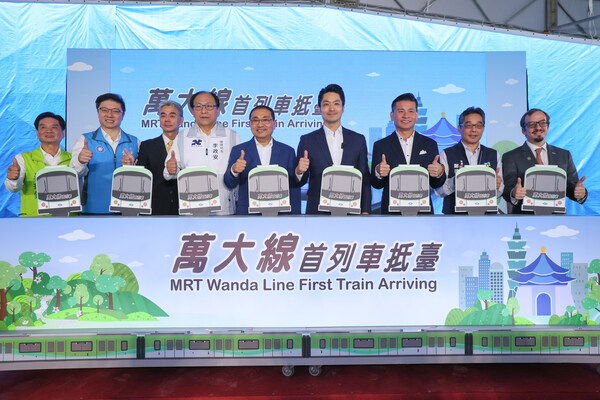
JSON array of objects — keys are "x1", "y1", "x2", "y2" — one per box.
[
  {"x1": 295, "y1": 84, "x2": 371, "y2": 214},
  {"x1": 502, "y1": 108, "x2": 587, "y2": 213},
  {"x1": 224, "y1": 106, "x2": 300, "y2": 215},
  {"x1": 371, "y1": 93, "x2": 446, "y2": 214},
  {"x1": 122, "y1": 100, "x2": 182, "y2": 215}
]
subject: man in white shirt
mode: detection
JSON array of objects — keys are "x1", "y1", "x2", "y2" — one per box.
[
  {"x1": 164, "y1": 91, "x2": 240, "y2": 215},
  {"x1": 224, "y1": 105, "x2": 300, "y2": 215},
  {"x1": 295, "y1": 84, "x2": 371, "y2": 214}
]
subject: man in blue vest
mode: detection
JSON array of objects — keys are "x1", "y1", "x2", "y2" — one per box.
[
  {"x1": 435, "y1": 107, "x2": 502, "y2": 214},
  {"x1": 4, "y1": 112, "x2": 71, "y2": 216},
  {"x1": 70, "y1": 93, "x2": 139, "y2": 214}
]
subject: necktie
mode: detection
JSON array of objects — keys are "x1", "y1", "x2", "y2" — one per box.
[
  {"x1": 166, "y1": 140, "x2": 173, "y2": 154},
  {"x1": 535, "y1": 148, "x2": 543, "y2": 165}
]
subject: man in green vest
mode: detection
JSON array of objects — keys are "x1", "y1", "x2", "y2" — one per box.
[{"x1": 4, "y1": 112, "x2": 71, "y2": 216}]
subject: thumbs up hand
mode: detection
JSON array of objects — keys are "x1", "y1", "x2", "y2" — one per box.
[
  {"x1": 376, "y1": 154, "x2": 390, "y2": 178},
  {"x1": 78, "y1": 138, "x2": 93, "y2": 164},
  {"x1": 427, "y1": 154, "x2": 444, "y2": 178},
  {"x1": 121, "y1": 148, "x2": 135, "y2": 166},
  {"x1": 6, "y1": 158, "x2": 20, "y2": 180},
  {"x1": 574, "y1": 176, "x2": 587, "y2": 200},
  {"x1": 166, "y1": 151, "x2": 178, "y2": 175},
  {"x1": 513, "y1": 177, "x2": 526, "y2": 200},
  {"x1": 232, "y1": 150, "x2": 247, "y2": 174},
  {"x1": 495, "y1": 167, "x2": 501, "y2": 190},
  {"x1": 296, "y1": 150, "x2": 310, "y2": 175}
]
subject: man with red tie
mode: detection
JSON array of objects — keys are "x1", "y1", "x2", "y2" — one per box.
[{"x1": 502, "y1": 108, "x2": 587, "y2": 213}]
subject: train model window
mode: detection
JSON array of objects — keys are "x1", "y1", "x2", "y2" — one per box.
[
  {"x1": 108, "y1": 341, "x2": 115, "y2": 352},
  {"x1": 48, "y1": 342, "x2": 54, "y2": 353},
  {"x1": 175, "y1": 340, "x2": 182, "y2": 351},
  {"x1": 320, "y1": 339, "x2": 326, "y2": 349},
  {"x1": 274, "y1": 339, "x2": 281, "y2": 350},
  {"x1": 71, "y1": 341, "x2": 93, "y2": 352},
  {"x1": 551, "y1": 336, "x2": 558, "y2": 347},
  {"x1": 428, "y1": 337, "x2": 435, "y2": 348},
  {"x1": 542, "y1": 336, "x2": 549, "y2": 347},
  {"x1": 450, "y1": 337, "x2": 457, "y2": 347},
  {"x1": 286, "y1": 339, "x2": 294, "y2": 349},
  {"x1": 332, "y1": 339, "x2": 339, "y2": 349},
  {"x1": 380, "y1": 338, "x2": 387, "y2": 349},
  {"x1": 57, "y1": 342, "x2": 64, "y2": 353},
  {"x1": 353, "y1": 339, "x2": 374, "y2": 349},
  {"x1": 481, "y1": 337, "x2": 488, "y2": 347},
  {"x1": 265, "y1": 339, "x2": 271, "y2": 350},
  {"x1": 99, "y1": 341, "x2": 105, "y2": 352},
  {"x1": 238, "y1": 340, "x2": 259, "y2": 350},
  {"x1": 216, "y1": 339, "x2": 222, "y2": 350},
  {"x1": 515, "y1": 337, "x2": 536, "y2": 347},
  {"x1": 189, "y1": 340, "x2": 210, "y2": 350},
  {"x1": 438, "y1": 337, "x2": 444, "y2": 347},
  {"x1": 592, "y1": 337, "x2": 598, "y2": 347},
  {"x1": 390, "y1": 338, "x2": 396, "y2": 348},
  {"x1": 563, "y1": 337, "x2": 584, "y2": 347},
  {"x1": 341, "y1": 338, "x2": 348, "y2": 349},
  {"x1": 167, "y1": 340, "x2": 173, "y2": 351},
  {"x1": 19, "y1": 342, "x2": 41, "y2": 353},
  {"x1": 154, "y1": 340, "x2": 161, "y2": 351},
  {"x1": 225, "y1": 339, "x2": 232, "y2": 351}
]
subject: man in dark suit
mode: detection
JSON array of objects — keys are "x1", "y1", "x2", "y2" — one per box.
[
  {"x1": 295, "y1": 84, "x2": 371, "y2": 214},
  {"x1": 224, "y1": 106, "x2": 300, "y2": 215},
  {"x1": 371, "y1": 93, "x2": 446, "y2": 214},
  {"x1": 502, "y1": 108, "x2": 587, "y2": 213},
  {"x1": 122, "y1": 100, "x2": 182, "y2": 215}
]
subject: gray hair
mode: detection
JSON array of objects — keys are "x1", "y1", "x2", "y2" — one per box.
[{"x1": 159, "y1": 100, "x2": 184, "y2": 117}]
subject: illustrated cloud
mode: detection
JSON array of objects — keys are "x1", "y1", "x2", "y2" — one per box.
[
  {"x1": 500, "y1": 236, "x2": 511, "y2": 241},
  {"x1": 541, "y1": 225, "x2": 579, "y2": 238},
  {"x1": 525, "y1": 226, "x2": 536, "y2": 231},
  {"x1": 128, "y1": 261, "x2": 144, "y2": 267},
  {"x1": 59, "y1": 256, "x2": 78, "y2": 263},
  {"x1": 244, "y1": 66, "x2": 254, "y2": 71},
  {"x1": 505, "y1": 78, "x2": 519, "y2": 85},
  {"x1": 59, "y1": 229, "x2": 95, "y2": 241},
  {"x1": 501, "y1": 102, "x2": 513, "y2": 107},
  {"x1": 366, "y1": 72, "x2": 380, "y2": 77},
  {"x1": 433, "y1": 84, "x2": 465, "y2": 94},
  {"x1": 67, "y1": 62, "x2": 93, "y2": 72},
  {"x1": 120, "y1": 67, "x2": 135, "y2": 73}
]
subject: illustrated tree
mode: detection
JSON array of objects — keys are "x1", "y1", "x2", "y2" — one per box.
[
  {"x1": 566, "y1": 305, "x2": 576, "y2": 318},
  {"x1": 0, "y1": 261, "x2": 26, "y2": 320},
  {"x1": 72, "y1": 284, "x2": 90, "y2": 312},
  {"x1": 6, "y1": 301, "x2": 21, "y2": 323},
  {"x1": 93, "y1": 295, "x2": 104, "y2": 313},
  {"x1": 477, "y1": 289, "x2": 495, "y2": 310},
  {"x1": 583, "y1": 310, "x2": 591, "y2": 324},
  {"x1": 588, "y1": 259, "x2": 600, "y2": 285},
  {"x1": 25, "y1": 296, "x2": 37, "y2": 314},
  {"x1": 18, "y1": 251, "x2": 51, "y2": 279},
  {"x1": 95, "y1": 275, "x2": 125, "y2": 310},
  {"x1": 506, "y1": 297, "x2": 520, "y2": 325},
  {"x1": 47, "y1": 275, "x2": 71, "y2": 308},
  {"x1": 90, "y1": 255, "x2": 114, "y2": 277}
]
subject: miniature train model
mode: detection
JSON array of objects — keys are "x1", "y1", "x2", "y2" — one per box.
[{"x1": 2, "y1": 328, "x2": 600, "y2": 375}]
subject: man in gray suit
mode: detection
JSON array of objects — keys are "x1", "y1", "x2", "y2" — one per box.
[{"x1": 502, "y1": 108, "x2": 587, "y2": 213}]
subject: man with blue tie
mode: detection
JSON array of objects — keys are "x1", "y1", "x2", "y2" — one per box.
[
  {"x1": 295, "y1": 84, "x2": 371, "y2": 214},
  {"x1": 502, "y1": 108, "x2": 587, "y2": 213},
  {"x1": 371, "y1": 92, "x2": 446, "y2": 214},
  {"x1": 224, "y1": 106, "x2": 300, "y2": 215}
]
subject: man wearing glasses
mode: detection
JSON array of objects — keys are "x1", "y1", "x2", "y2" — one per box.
[
  {"x1": 224, "y1": 106, "x2": 300, "y2": 215},
  {"x1": 435, "y1": 107, "x2": 503, "y2": 214},
  {"x1": 70, "y1": 93, "x2": 139, "y2": 214},
  {"x1": 163, "y1": 91, "x2": 240, "y2": 215},
  {"x1": 502, "y1": 108, "x2": 587, "y2": 213}
]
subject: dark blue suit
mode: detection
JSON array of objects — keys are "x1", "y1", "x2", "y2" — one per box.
[
  {"x1": 371, "y1": 131, "x2": 445, "y2": 214},
  {"x1": 296, "y1": 127, "x2": 371, "y2": 214},
  {"x1": 502, "y1": 142, "x2": 586, "y2": 213},
  {"x1": 224, "y1": 139, "x2": 301, "y2": 215}
]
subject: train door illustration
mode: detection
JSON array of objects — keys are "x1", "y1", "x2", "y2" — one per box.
[
  {"x1": 35, "y1": 166, "x2": 81, "y2": 216},
  {"x1": 388, "y1": 165, "x2": 430, "y2": 215},
  {"x1": 318, "y1": 166, "x2": 362, "y2": 215},
  {"x1": 455, "y1": 165, "x2": 497, "y2": 215},
  {"x1": 110, "y1": 166, "x2": 153, "y2": 216},
  {"x1": 177, "y1": 167, "x2": 221, "y2": 215},
  {"x1": 522, "y1": 165, "x2": 566, "y2": 214},
  {"x1": 248, "y1": 166, "x2": 291, "y2": 215}
]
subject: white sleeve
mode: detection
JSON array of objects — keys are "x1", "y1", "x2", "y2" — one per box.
[
  {"x1": 496, "y1": 152, "x2": 504, "y2": 198},
  {"x1": 69, "y1": 135, "x2": 89, "y2": 177},
  {"x1": 4, "y1": 153, "x2": 26, "y2": 193}
]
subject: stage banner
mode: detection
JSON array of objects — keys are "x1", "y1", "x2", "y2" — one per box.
[{"x1": 0, "y1": 216, "x2": 598, "y2": 331}]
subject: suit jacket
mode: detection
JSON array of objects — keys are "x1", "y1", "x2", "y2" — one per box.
[
  {"x1": 502, "y1": 142, "x2": 585, "y2": 213},
  {"x1": 137, "y1": 136, "x2": 179, "y2": 215},
  {"x1": 371, "y1": 131, "x2": 445, "y2": 214},
  {"x1": 296, "y1": 127, "x2": 371, "y2": 214},
  {"x1": 224, "y1": 139, "x2": 301, "y2": 215}
]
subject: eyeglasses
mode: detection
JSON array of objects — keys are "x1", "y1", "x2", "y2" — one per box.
[
  {"x1": 250, "y1": 118, "x2": 274, "y2": 125},
  {"x1": 97, "y1": 107, "x2": 123, "y2": 115},
  {"x1": 193, "y1": 104, "x2": 218, "y2": 110},
  {"x1": 459, "y1": 123, "x2": 485, "y2": 130},
  {"x1": 525, "y1": 120, "x2": 549, "y2": 129}
]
